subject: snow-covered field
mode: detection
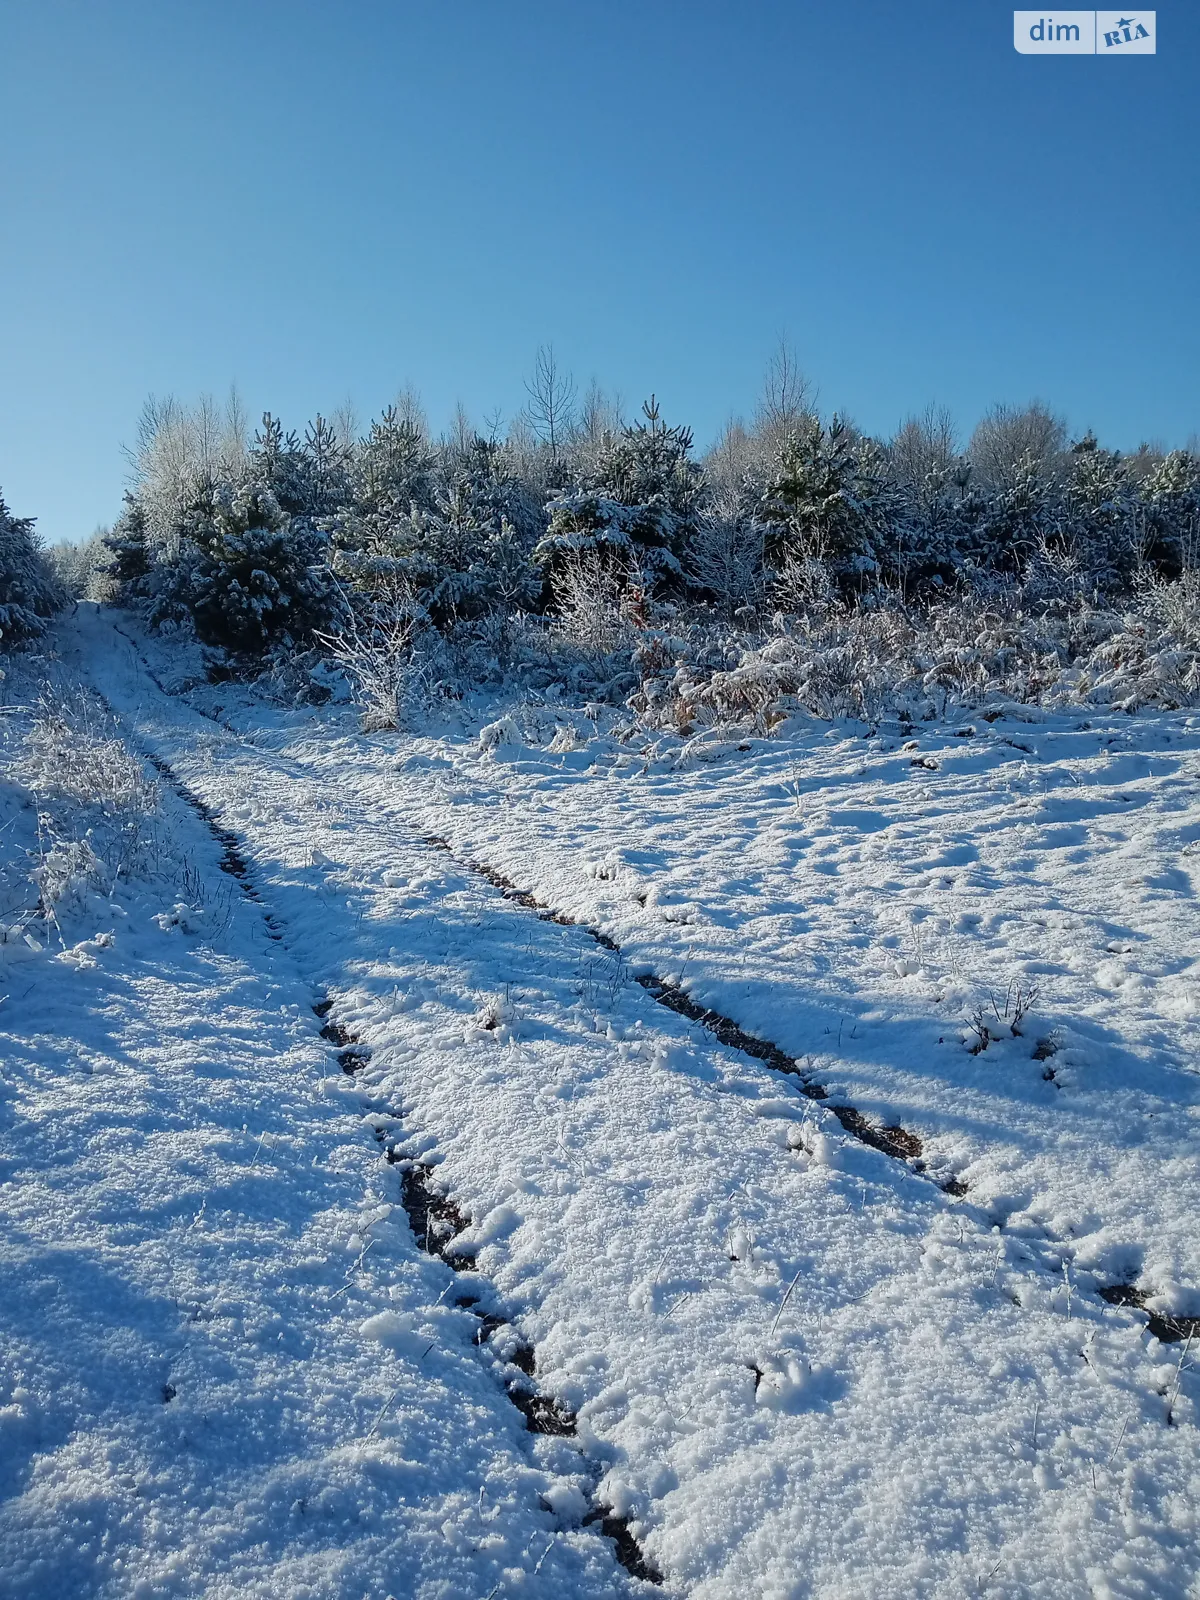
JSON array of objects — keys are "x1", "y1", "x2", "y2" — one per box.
[{"x1": 3, "y1": 606, "x2": 1199, "y2": 1598}]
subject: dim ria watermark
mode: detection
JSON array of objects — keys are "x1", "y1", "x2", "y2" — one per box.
[{"x1": 1014, "y1": 11, "x2": 1156, "y2": 53}]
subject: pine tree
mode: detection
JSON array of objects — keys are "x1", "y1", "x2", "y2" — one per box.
[
  {"x1": 1059, "y1": 433, "x2": 1135, "y2": 595},
  {"x1": 331, "y1": 428, "x2": 538, "y2": 629},
  {"x1": 299, "y1": 415, "x2": 352, "y2": 519},
  {"x1": 156, "y1": 481, "x2": 336, "y2": 652},
  {"x1": 965, "y1": 451, "x2": 1057, "y2": 577},
  {"x1": 247, "y1": 412, "x2": 352, "y2": 520},
  {"x1": 537, "y1": 397, "x2": 701, "y2": 584},
  {"x1": 102, "y1": 493, "x2": 152, "y2": 602},
  {"x1": 0, "y1": 491, "x2": 62, "y2": 647},
  {"x1": 760, "y1": 417, "x2": 885, "y2": 585},
  {"x1": 352, "y1": 406, "x2": 435, "y2": 517},
  {"x1": 1141, "y1": 450, "x2": 1200, "y2": 576}
]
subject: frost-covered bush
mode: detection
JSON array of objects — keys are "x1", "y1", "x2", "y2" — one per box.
[
  {"x1": 0, "y1": 491, "x2": 63, "y2": 648},
  {"x1": 685, "y1": 494, "x2": 767, "y2": 617},
  {"x1": 17, "y1": 687, "x2": 161, "y2": 916},
  {"x1": 642, "y1": 588, "x2": 1200, "y2": 733},
  {"x1": 317, "y1": 578, "x2": 448, "y2": 730}
]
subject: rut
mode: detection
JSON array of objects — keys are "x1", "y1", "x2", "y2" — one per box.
[
  {"x1": 113, "y1": 717, "x2": 663, "y2": 1589},
  {"x1": 416, "y1": 835, "x2": 1199, "y2": 1343}
]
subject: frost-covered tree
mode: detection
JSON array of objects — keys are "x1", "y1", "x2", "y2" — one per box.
[
  {"x1": 298, "y1": 415, "x2": 353, "y2": 519},
  {"x1": 49, "y1": 526, "x2": 116, "y2": 602},
  {"x1": 102, "y1": 494, "x2": 153, "y2": 603},
  {"x1": 1140, "y1": 450, "x2": 1200, "y2": 575},
  {"x1": 248, "y1": 413, "x2": 352, "y2": 522},
  {"x1": 537, "y1": 397, "x2": 702, "y2": 585},
  {"x1": 964, "y1": 451, "x2": 1059, "y2": 578},
  {"x1": 325, "y1": 407, "x2": 437, "y2": 592},
  {"x1": 753, "y1": 339, "x2": 817, "y2": 465},
  {"x1": 685, "y1": 493, "x2": 767, "y2": 617},
  {"x1": 760, "y1": 416, "x2": 886, "y2": 587},
  {"x1": 0, "y1": 491, "x2": 62, "y2": 647},
  {"x1": 523, "y1": 345, "x2": 577, "y2": 468},
  {"x1": 247, "y1": 413, "x2": 311, "y2": 517},
  {"x1": 1056, "y1": 433, "x2": 1137, "y2": 595},
  {"x1": 968, "y1": 402, "x2": 1066, "y2": 495},
  {"x1": 153, "y1": 481, "x2": 336, "y2": 651},
  {"x1": 127, "y1": 391, "x2": 247, "y2": 557},
  {"x1": 332, "y1": 430, "x2": 538, "y2": 628},
  {"x1": 886, "y1": 408, "x2": 974, "y2": 590},
  {"x1": 354, "y1": 405, "x2": 435, "y2": 515}
]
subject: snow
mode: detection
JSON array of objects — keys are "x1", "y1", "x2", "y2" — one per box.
[
  {"x1": 365, "y1": 702, "x2": 1200, "y2": 1310},
  {"x1": 0, "y1": 639, "x2": 639, "y2": 1599},
  {"x1": 2, "y1": 605, "x2": 1199, "y2": 1597}
]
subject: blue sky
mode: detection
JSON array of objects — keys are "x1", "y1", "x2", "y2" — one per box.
[{"x1": 1, "y1": 0, "x2": 1195, "y2": 543}]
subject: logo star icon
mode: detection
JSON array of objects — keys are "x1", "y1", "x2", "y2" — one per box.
[{"x1": 1115, "y1": 16, "x2": 1135, "y2": 25}]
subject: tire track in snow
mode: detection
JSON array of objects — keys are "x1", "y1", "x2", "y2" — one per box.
[
  {"x1": 147, "y1": 707, "x2": 1196, "y2": 1354},
  {"x1": 416, "y1": 839, "x2": 1200, "y2": 1343},
  {"x1": 107, "y1": 617, "x2": 1200, "y2": 1343},
  {"x1": 91, "y1": 683, "x2": 663, "y2": 1590},
  {"x1": 426, "y1": 837, "x2": 934, "y2": 1174},
  {"x1": 115, "y1": 615, "x2": 1197, "y2": 1345}
]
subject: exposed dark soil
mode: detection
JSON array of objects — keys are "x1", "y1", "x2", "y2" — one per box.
[
  {"x1": 583, "y1": 1509, "x2": 663, "y2": 1585},
  {"x1": 385, "y1": 1147, "x2": 658, "y2": 1578},
  {"x1": 1097, "y1": 1283, "x2": 1200, "y2": 1344},
  {"x1": 397, "y1": 1161, "x2": 480, "y2": 1273},
  {"x1": 424, "y1": 835, "x2": 945, "y2": 1192}
]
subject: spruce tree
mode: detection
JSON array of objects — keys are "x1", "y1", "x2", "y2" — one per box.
[
  {"x1": 102, "y1": 493, "x2": 152, "y2": 602},
  {"x1": 0, "y1": 490, "x2": 62, "y2": 647}
]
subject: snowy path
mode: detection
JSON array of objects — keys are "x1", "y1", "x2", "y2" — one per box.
[
  {"x1": 0, "y1": 640, "x2": 640, "y2": 1599},
  {"x1": 56, "y1": 608, "x2": 1200, "y2": 1599}
]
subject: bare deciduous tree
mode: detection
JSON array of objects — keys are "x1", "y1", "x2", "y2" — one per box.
[
  {"x1": 890, "y1": 405, "x2": 960, "y2": 495},
  {"x1": 332, "y1": 398, "x2": 360, "y2": 454},
  {"x1": 969, "y1": 401, "x2": 1067, "y2": 491},
  {"x1": 524, "y1": 344, "x2": 578, "y2": 462},
  {"x1": 704, "y1": 417, "x2": 758, "y2": 494},
  {"x1": 755, "y1": 338, "x2": 816, "y2": 453},
  {"x1": 393, "y1": 385, "x2": 428, "y2": 438}
]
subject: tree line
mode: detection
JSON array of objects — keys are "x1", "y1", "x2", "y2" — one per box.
[{"x1": 7, "y1": 348, "x2": 1200, "y2": 686}]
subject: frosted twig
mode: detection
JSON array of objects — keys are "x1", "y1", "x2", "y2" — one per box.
[
  {"x1": 1165, "y1": 1333, "x2": 1193, "y2": 1424},
  {"x1": 1106, "y1": 1409, "x2": 1131, "y2": 1467},
  {"x1": 363, "y1": 1384, "x2": 402, "y2": 1442},
  {"x1": 771, "y1": 1266, "x2": 805, "y2": 1337}
]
